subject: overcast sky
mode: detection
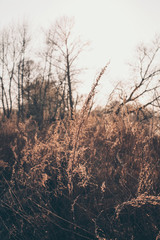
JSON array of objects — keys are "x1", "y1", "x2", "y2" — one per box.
[{"x1": 1, "y1": 0, "x2": 160, "y2": 105}]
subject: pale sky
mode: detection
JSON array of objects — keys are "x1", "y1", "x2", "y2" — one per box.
[{"x1": 1, "y1": 0, "x2": 160, "y2": 105}]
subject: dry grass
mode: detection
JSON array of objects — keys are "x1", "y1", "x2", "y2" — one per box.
[{"x1": 0, "y1": 68, "x2": 160, "y2": 239}]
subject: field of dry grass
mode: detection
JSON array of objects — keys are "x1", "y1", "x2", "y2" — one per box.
[{"x1": 0, "y1": 101, "x2": 160, "y2": 240}]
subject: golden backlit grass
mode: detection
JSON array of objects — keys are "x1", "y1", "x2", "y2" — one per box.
[{"x1": 0, "y1": 66, "x2": 160, "y2": 239}]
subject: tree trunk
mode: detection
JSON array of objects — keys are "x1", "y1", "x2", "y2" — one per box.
[
  {"x1": 17, "y1": 63, "x2": 21, "y2": 122},
  {"x1": 66, "y1": 51, "x2": 73, "y2": 119}
]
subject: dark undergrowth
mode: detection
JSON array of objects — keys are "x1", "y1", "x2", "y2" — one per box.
[{"x1": 0, "y1": 106, "x2": 160, "y2": 240}]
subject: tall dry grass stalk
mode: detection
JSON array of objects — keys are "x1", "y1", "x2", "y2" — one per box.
[{"x1": 67, "y1": 63, "x2": 110, "y2": 193}]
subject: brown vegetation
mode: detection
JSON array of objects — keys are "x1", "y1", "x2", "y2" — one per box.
[
  {"x1": 1, "y1": 86, "x2": 160, "y2": 239},
  {"x1": 1, "y1": 19, "x2": 160, "y2": 240}
]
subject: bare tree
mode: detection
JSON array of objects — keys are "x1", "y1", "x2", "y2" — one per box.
[
  {"x1": 29, "y1": 34, "x2": 56, "y2": 126},
  {"x1": 0, "y1": 24, "x2": 30, "y2": 120},
  {"x1": 47, "y1": 16, "x2": 88, "y2": 119},
  {"x1": 17, "y1": 23, "x2": 30, "y2": 121},
  {"x1": 0, "y1": 27, "x2": 17, "y2": 118},
  {"x1": 108, "y1": 37, "x2": 160, "y2": 117}
]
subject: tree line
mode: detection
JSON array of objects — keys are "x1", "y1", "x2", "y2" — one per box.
[
  {"x1": 1, "y1": 17, "x2": 160, "y2": 128},
  {"x1": 0, "y1": 17, "x2": 88, "y2": 127}
]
